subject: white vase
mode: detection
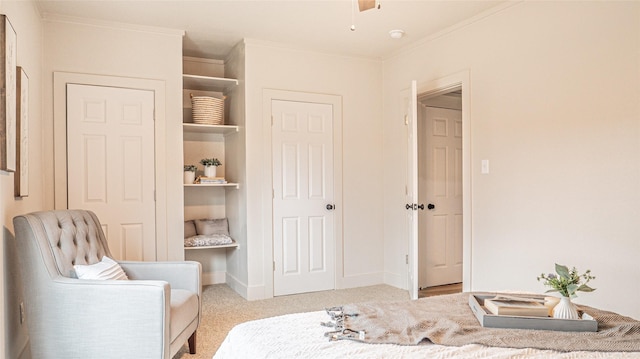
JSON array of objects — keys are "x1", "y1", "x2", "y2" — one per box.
[
  {"x1": 553, "y1": 296, "x2": 579, "y2": 320},
  {"x1": 204, "y1": 165, "x2": 216, "y2": 178},
  {"x1": 184, "y1": 171, "x2": 196, "y2": 184}
]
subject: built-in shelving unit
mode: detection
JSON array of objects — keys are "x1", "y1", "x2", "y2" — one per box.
[{"x1": 183, "y1": 67, "x2": 240, "y2": 257}]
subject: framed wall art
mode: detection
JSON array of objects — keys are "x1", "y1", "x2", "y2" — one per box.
[
  {"x1": 15, "y1": 66, "x2": 28, "y2": 197},
  {"x1": 0, "y1": 14, "x2": 17, "y2": 172}
]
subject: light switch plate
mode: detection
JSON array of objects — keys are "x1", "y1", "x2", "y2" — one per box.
[{"x1": 481, "y1": 160, "x2": 489, "y2": 174}]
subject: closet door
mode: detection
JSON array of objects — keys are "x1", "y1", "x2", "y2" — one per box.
[
  {"x1": 272, "y1": 99, "x2": 335, "y2": 296},
  {"x1": 67, "y1": 84, "x2": 156, "y2": 261}
]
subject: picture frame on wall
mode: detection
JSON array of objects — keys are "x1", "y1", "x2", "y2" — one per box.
[
  {"x1": 0, "y1": 14, "x2": 17, "y2": 172},
  {"x1": 15, "y1": 66, "x2": 28, "y2": 197}
]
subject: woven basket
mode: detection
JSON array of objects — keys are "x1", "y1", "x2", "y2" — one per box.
[{"x1": 191, "y1": 95, "x2": 224, "y2": 125}]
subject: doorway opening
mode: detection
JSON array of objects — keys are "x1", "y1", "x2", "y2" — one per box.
[{"x1": 417, "y1": 87, "x2": 463, "y2": 298}]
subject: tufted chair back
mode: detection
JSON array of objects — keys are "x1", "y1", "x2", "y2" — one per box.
[{"x1": 16, "y1": 210, "x2": 112, "y2": 279}]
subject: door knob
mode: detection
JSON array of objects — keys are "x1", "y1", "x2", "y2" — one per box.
[
  {"x1": 405, "y1": 204, "x2": 412, "y2": 210},
  {"x1": 427, "y1": 203, "x2": 435, "y2": 210},
  {"x1": 417, "y1": 204, "x2": 425, "y2": 210},
  {"x1": 326, "y1": 204, "x2": 335, "y2": 210}
]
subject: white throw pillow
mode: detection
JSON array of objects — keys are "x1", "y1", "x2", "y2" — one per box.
[{"x1": 74, "y1": 256, "x2": 129, "y2": 280}]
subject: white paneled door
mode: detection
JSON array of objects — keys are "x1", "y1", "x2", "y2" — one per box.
[
  {"x1": 66, "y1": 84, "x2": 156, "y2": 261},
  {"x1": 272, "y1": 100, "x2": 335, "y2": 296},
  {"x1": 419, "y1": 106, "x2": 463, "y2": 287}
]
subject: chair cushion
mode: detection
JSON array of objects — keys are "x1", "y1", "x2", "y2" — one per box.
[
  {"x1": 73, "y1": 256, "x2": 129, "y2": 280},
  {"x1": 170, "y1": 289, "x2": 199, "y2": 342}
]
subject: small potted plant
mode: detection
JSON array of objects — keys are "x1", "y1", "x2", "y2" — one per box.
[
  {"x1": 537, "y1": 264, "x2": 595, "y2": 319},
  {"x1": 200, "y1": 158, "x2": 221, "y2": 178},
  {"x1": 184, "y1": 164, "x2": 197, "y2": 184}
]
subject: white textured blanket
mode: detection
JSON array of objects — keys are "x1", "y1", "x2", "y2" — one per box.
[{"x1": 213, "y1": 311, "x2": 640, "y2": 359}]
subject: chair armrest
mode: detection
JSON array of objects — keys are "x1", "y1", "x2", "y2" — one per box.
[
  {"x1": 36, "y1": 277, "x2": 171, "y2": 358},
  {"x1": 118, "y1": 261, "x2": 201, "y2": 294}
]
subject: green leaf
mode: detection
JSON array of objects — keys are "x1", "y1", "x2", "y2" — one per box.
[
  {"x1": 578, "y1": 284, "x2": 595, "y2": 292},
  {"x1": 555, "y1": 263, "x2": 570, "y2": 279}
]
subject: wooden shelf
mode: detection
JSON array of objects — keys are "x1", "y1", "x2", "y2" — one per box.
[
  {"x1": 184, "y1": 242, "x2": 239, "y2": 250},
  {"x1": 182, "y1": 123, "x2": 239, "y2": 135},
  {"x1": 183, "y1": 74, "x2": 238, "y2": 92},
  {"x1": 184, "y1": 183, "x2": 239, "y2": 189}
]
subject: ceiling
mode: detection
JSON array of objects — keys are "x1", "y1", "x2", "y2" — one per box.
[{"x1": 35, "y1": 0, "x2": 507, "y2": 60}]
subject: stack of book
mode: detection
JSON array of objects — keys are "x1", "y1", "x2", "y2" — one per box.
[
  {"x1": 483, "y1": 294, "x2": 549, "y2": 317},
  {"x1": 198, "y1": 176, "x2": 227, "y2": 184}
]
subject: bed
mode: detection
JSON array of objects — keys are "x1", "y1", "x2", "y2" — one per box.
[{"x1": 213, "y1": 293, "x2": 640, "y2": 359}]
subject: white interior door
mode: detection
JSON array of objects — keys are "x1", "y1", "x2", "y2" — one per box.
[
  {"x1": 405, "y1": 80, "x2": 419, "y2": 300},
  {"x1": 272, "y1": 99, "x2": 335, "y2": 296},
  {"x1": 418, "y1": 106, "x2": 463, "y2": 287},
  {"x1": 66, "y1": 84, "x2": 156, "y2": 261}
]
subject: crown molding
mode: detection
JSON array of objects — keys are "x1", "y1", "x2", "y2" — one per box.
[{"x1": 41, "y1": 13, "x2": 185, "y2": 37}]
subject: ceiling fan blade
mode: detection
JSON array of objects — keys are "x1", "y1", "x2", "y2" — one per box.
[{"x1": 358, "y1": 0, "x2": 377, "y2": 12}]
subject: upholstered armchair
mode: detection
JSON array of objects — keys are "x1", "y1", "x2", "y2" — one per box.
[{"x1": 13, "y1": 210, "x2": 201, "y2": 359}]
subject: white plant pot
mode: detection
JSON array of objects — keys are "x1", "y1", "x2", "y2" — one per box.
[
  {"x1": 553, "y1": 296, "x2": 579, "y2": 320},
  {"x1": 204, "y1": 165, "x2": 217, "y2": 178},
  {"x1": 184, "y1": 171, "x2": 196, "y2": 184}
]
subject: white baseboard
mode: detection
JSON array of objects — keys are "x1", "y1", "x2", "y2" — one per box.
[
  {"x1": 383, "y1": 271, "x2": 407, "y2": 290},
  {"x1": 224, "y1": 272, "x2": 248, "y2": 299},
  {"x1": 202, "y1": 271, "x2": 227, "y2": 286},
  {"x1": 337, "y1": 271, "x2": 384, "y2": 289},
  {"x1": 225, "y1": 272, "x2": 395, "y2": 300},
  {"x1": 224, "y1": 272, "x2": 269, "y2": 300},
  {"x1": 245, "y1": 284, "x2": 267, "y2": 300}
]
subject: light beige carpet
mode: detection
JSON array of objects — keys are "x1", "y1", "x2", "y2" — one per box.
[{"x1": 173, "y1": 284, "x2": 410, "y2": 359}]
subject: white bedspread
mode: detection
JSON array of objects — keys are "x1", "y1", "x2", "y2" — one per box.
[{"x1": 213, "y1": 311, "x2": 640, "y2": 358}]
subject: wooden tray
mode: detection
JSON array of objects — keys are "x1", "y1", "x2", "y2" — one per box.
[{"x1": 469, "y1": 293, "x2": 598, "y2": 332}]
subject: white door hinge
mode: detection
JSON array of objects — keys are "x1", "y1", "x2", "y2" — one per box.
[
  {"x1": 273, "y1": 261, "x2": 276, "y2": 272},
  {"x1": 405, "y1": 254, "x2": 409, "y2": 264}
]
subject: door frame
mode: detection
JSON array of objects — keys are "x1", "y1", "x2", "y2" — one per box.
[
  {"x1": 410, "y1": 70, "x2": 472, "y2": 294},
  {"x1": 262, "y1": 89, "x2": 343, "y2": 299},
  {"x1": 52, "y1": 72, "x2": 168, "y2": 260}
]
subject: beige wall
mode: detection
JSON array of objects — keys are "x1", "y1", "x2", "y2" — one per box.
[
  {"x1": 233, "y1": 40, "x2": 385, "y2": 299},
  {"x1": 383, "y1": 1, "x2": 640, "y2": 319},
  {"x1": 42, "y1": 16, "x2": 185, "y2": 261},
  {"x1": 0, "y1": 10, "x2": 185, "y2": 357},
  {"x1": 0, "y1": 1, "x2": 44, "y2": 357}
]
